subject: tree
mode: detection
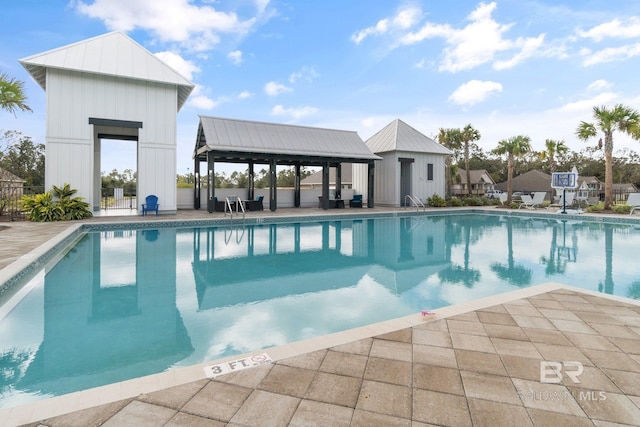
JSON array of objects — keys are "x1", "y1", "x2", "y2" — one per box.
[
  {"x1": 0, "y1": 72, "x2": 32, "y2": 116},
  {"x1": 576, "y1": 104, "x2": 640, "y2": 209},
  {"x1": 437, "y1": 125, "x2": 481, "y2": 195},
  {"x1": 539, "y1": 139, "x2": 568, "y2": 174},
  {"x1": 0, "y1": 130, "x2": 44, "y2": 186},
  {"x1": 491, "y1": 135, "x2": 532, "y2": 204},
  {"x1": 437, "y1": 128, "x2": 461, "y2": 196},
  {"x1": 459, "y1": 124, "x2": 482, "y2": 195}
]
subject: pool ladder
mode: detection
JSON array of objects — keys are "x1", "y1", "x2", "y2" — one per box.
[
  {"x1": 224, "y1": 195, "x2": 246, "y2": 220},
  {"x1": 404, "y1": 195, "x2": 426, "y2": 211}
]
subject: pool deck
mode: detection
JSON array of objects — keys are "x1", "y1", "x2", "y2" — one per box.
[{"x1": 2, "y1": 206, "x2": 640, "y2": 426}]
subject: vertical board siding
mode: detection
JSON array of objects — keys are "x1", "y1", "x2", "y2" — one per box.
[{"x1": 45, "y1": 69, "x2": 179, "y2": 211}]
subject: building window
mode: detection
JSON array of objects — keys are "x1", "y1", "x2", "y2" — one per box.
[{"x1": 427, "y1": 163, "x2": 434, "y2": 181}]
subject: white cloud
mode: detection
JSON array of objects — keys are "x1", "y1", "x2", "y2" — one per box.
[
  {"x1": 351, "y1": 6, "x2": 421, "y2": 44},
  {"x1": 271, "y1": 105, "x2": 317, "y2": 119},
  {"x1": 189, "y1": 95, "x2": 218, "y2": 109},
  {"x1": 587, "y1": 79, "x2": 611, "y2": 92},
  {"x1": 577, "y1": 17, "x2": 640, "y2": 42},
  {"x1": 227, "y1": 50, "x2": 243, "y2": 65},
  {"x1": 400, "y1": 2, "x2": 544, "y2": 72},
  {"x1": 581, "y1": 42, "x2": 640, "y2": 66},
  {"x1": 74, "y1": 0, "x2": 265, "y2": 51},
  {"x1": 553, "y1": 92, "x2": 618, "y2": 113},
  {"x1": 288, "y1": 66, "x2": 318, "y2": 84},
  {"x1": 154, "y1": 51, "x2": 199, "y2": 81},
  {"x1": 493, "y1": 34, "x2": 545, "y2": 70},
  {"x1": 264, "y1": 81, "x2": 292, "y2": 96},
  {"x1": 448, "y1": 80, "x2": 502, "y2": 106},
  {"x1": 238, "y1": 91, "x2": 253, "y2": 99},
  {"x1": 186, "y1": 84, "x2": 218, "y2": 109}
]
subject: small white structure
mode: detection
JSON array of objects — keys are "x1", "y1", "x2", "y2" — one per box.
[
  {"x1": 353, "y1": 119, "x2": 451, "y2": 207},
  {"x1": 20, "y1": 32, "x2": 194, "y2": 214}
]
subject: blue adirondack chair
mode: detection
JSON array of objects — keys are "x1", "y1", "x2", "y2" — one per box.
[{"x1": 142, "y1": 195, "x2": 159, "y2": 216}]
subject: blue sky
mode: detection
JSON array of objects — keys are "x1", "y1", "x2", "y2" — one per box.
[{"x1": 2, "y1": 0, "x2": 640, "y2": 175}]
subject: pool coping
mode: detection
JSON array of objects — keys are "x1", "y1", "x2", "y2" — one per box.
[{"x1": 5, "y1": 281, "x2": 639, "y2": 425}]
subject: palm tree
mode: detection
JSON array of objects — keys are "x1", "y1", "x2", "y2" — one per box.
[
  {"x1": 491, "y1": 135, "x2": 532, "y2": 204},
  {"x1": 576, "y1": 104, "x2": 640, "y2": 209},
  {"x1": 437, "y1": 128, "x2": 461, "y2": 196},
  {"x1": 437, "y1": 125, "x2": 481, "y2": 196},
  {"x1": 459, "y1": 124, "x2": 481, "y2": 195},
  {"x1": 491, "y1": 218, "x2": 532, "y2": 287},
  {"x1": 0, "y1": 72, "x2": 32, "y2": 116},
  {"x1": 539, "y1": 139, "x2": 568, "y2": 174}
]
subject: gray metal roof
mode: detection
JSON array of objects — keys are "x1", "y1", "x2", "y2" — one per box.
[
  {"x1": 366, "y1": 119, "x2": 452, "y2": 155},
  {"x1": 19, "y1": 32, "x2": 194, "y2": 111},
  {"x1": 195, "y1": 116, "x2": 381, "y2": 164}
]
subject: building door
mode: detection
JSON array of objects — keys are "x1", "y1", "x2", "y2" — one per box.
[{"x1": 400, "y1": 159, "x2": 413, "y2": 206}]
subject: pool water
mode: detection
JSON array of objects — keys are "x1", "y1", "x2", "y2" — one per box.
[{"x1": 1, "y1": 213, "x2": 638, "y2": 407}]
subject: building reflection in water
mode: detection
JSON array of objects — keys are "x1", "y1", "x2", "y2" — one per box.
[{"x1": 17, "y1": 228, "x2": 192, "y2": 397}]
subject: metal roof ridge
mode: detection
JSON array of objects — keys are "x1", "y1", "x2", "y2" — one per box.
[{"x1": 198, "y1": 115, "x2": 361, "y2": 135}]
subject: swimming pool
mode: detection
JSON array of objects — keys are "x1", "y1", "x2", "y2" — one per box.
[{"x1": 1, "y1": 212, "x2": 639, "y2": 408}]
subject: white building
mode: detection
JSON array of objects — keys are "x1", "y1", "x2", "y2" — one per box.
[
  {"x1": 353, "y1": 119, "x2": 451, "y2": 207},
  {"x1": 20, "y1": 32, "x2": 194, "y2": 214}
]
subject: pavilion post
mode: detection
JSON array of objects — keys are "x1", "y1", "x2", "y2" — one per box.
[
  {"x1": 367, "y1": 161, "x2": 375, "y2": 208},
  {"x1": 294, "y1": 162, "x2": 301, "y2": 207},
  {"x1": 269, "y1": 159, "x2": 277, "y2": 211},
  {"x1": 322, "y1": 162, "x2": 330, "y2": 210},
  {"x1": 248, "y1": 161, "x2": 255, "y2": 200},
  {"x1": 206, "y1": 152, "x2": 215, "y2": 213},
  {"x1": 335, "y1": 163, "x2": 342, "y2": 200},
  {"x1": 194, "y1": 156, "x2": 201, "y2": 209}
]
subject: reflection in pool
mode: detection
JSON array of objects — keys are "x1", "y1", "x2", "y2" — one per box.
[{"x1": 0, "y1": 213, "x2": 638, "y2": 407}]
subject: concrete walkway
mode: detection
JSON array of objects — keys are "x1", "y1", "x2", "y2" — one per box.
[{"x1": 2, "y1": 207, "x2": 640, "y2": 426}]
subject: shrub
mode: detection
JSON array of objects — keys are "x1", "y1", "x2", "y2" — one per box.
[
  {"x1": 22, "y1": 192, "x2": 64, "y2": 222},
  {"x1": 462, "y1": 196, "x2": 484, "y2": 206},
  {"x1": 427, "y1": 194, "x2": 447, "y2": 207},
  {"x1": 586, "y1": 202, "x2": 605, "y2": 213},
  {"x1": 446, "y1": 196, "x2": 463, "y2": 207},
  {"x1": 509, "y1": 202, "x2": 519, "y2": 209},
  {"x1": 612, "y1": 204, "x2": 632, "y2": 214},
  {"x1": 22, "y1": 183, "x2": 92, "y2": 222}
]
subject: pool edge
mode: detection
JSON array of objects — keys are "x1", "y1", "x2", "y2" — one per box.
[{"x1": 4, "y1": 281, "x2": 639, "y2": 426}]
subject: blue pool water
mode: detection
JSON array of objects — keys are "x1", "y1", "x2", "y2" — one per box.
[{"x1": 1, "y1": 213, "x2": 639, "y2": 407}]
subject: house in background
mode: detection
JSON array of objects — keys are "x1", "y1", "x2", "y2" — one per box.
[
  {"x1": 495, "y1": 170, "x2": 552, "y2": 199},
  {"x1": 578, "y1": 176, "x2": 602, "y2": 196},
  {"x1": 0, "y1": 167, "x2": 25, "y2": 189},
  {"x1": 451, "y1": 169, "x2": 496, "y2": 196},
  {"x1": 301, "y1": 163, "x2": 353, "y2": 190},
  {"x1": 353, "y1": 119, "x2": 451, "y2": 207},
  {"x1": 20, "y1": 32, "x2": 194, "y2": 214},
  {"x1": 0, "y1": 167, "x2": 26, "y2": 218}
]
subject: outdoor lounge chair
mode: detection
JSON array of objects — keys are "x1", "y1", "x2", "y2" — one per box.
[
  {"x1": 350, "y1": 194, "x2": 363, "y2": 208},
  {"x1": 498, "y1": 193, "x2": 508, "y2": 205},
  {"x1": 627, "y1": 193, "x2": 640, "y2": 215},
  {"x1": 142, "y1": 194, "x2": 159, "y2": 216},
  {"x1": 518, "y1": 194, "x2": 534, "y2": 209},
  {"x1": 547, "y1": 191, "x2": 575, "y2": 211},
  {"x1": 519, "y1": 192, "x2": 545, "y2": 209}
]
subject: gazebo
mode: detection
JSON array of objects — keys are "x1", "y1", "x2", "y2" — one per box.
[{"x1": 193, "y1": 116, "x2": 381, "y2": 211}]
